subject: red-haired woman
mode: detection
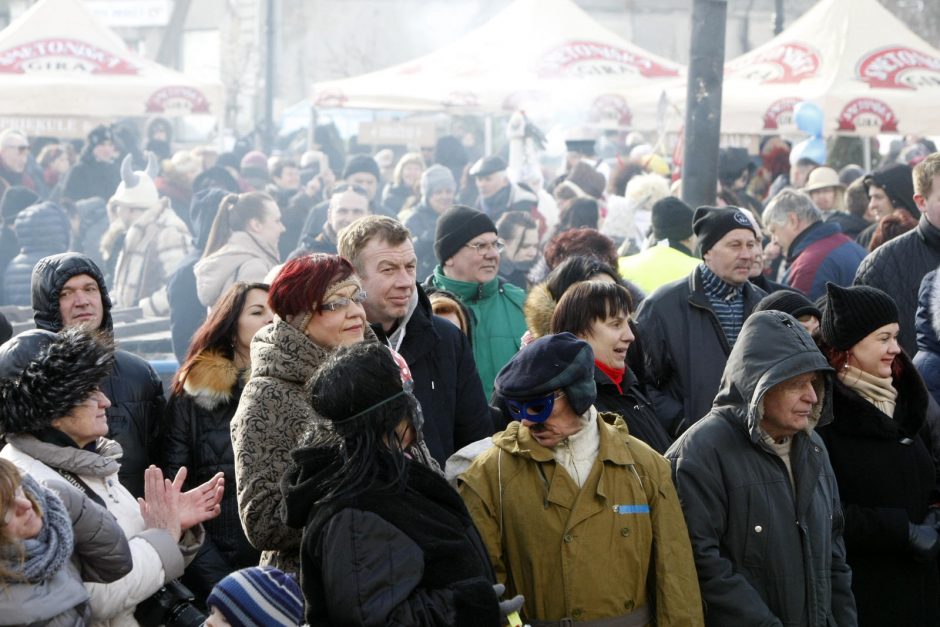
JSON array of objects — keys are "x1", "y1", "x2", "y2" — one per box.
[
  {"x1": 230, "y1": 254, "x2": 369, "y2": 576},
  {"x1": 163, "y1": 281, "x2": 272, "y2": 603},
  {"x1": 817, "y1": 282, "x2": 940, "y2": 626}
]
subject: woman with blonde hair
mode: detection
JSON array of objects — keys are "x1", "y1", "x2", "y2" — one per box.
[
  {"x1": 194, "y1": 191, "x2": 284, "y2": 308},
  {"x1": 383, "y1": 152, "x2": 425, "y2": 215}
]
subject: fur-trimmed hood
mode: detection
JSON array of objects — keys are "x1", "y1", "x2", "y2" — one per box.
[
  {"x1": 181, "y1": 349, "x2": 243, "y2": 411},
  {"x1": 0, "y1": 327, "x2": 114, "y2": 435},
  {"x1": 524, "y1": 281, "x2": 557, "y2": 339}
]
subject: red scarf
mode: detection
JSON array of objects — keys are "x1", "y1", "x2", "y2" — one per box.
[{"x1": 595, "y1": 360, "x2": 625, "y2": 394}]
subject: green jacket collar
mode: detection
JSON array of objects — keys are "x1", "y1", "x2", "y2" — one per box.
[{"x1": 431, "y1": 267, "x2": 500, "y2": 302}]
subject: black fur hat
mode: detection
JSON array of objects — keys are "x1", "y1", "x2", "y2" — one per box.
[{"x1": 0, "y1": 327, "x2": 114, "y2": 435}]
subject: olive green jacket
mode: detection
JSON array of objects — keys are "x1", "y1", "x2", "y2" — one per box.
[{"x1": 459, "y1": 413, "x2": 704, "y2": 625}]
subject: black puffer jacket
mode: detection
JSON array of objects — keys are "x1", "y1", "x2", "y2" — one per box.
[
  {"x1": 854, "y1": 215, "x2": 940, "y2": 357},
  {"x1": 634, "y1": 267, "x2": 765, "y2": 436},
  {"x1": 666, "y1": 311, "x2": 857, "y2": 627},
  {"x1": 31, "y1": 252, "x2": 166, "y2": 498},
  {"x1": 592, "y1": 366, "x2": 673, "y2": 454},
  {"x1": 371, "y1": 286, "x2": 493, "y2": 466},
  {"x1": 817, "y1": 356, "x2": 940, "y2": 627},
  {"x1": 164, "y1": 349, "x2": 261, "y2": 602},
  {"x1": 282, "y1": 445, "x2": 500, "y2": 627},
  {"x1": 2, "y1": 202, "x2": 71, "y2": 306}
]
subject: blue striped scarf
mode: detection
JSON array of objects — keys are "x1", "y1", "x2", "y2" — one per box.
[{"x1": 699, "y1": 264, "x2": 745, "y2": 347}]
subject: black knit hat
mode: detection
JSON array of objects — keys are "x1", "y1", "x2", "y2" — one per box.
[
  {"x1": 0, "y1": 185, "x2": 39, "y2": 223},
  {"x1": 692, "y1": 206, "x2": 758, "y2": 255},
  {"x1": 495, "y1": 332, "x2": 596, "y2": 416},
  {"x1": 86, "y1": 124, "x2": 114, "y2": 148},
  {"x1": 863, "y1": 163, "x2": 918, "y2": 219},
  {"x1": 754, "y1": 290, "x2": 821, "y2": 321},
  {"x1": 0, "y1": 326, "x2": 114, "y2": 435},
  {"x1": 434, "y1": 205, "x2": 497, "y2": 263},
  {"x1": 342, "y1": 155, "x2": 380, "y2": 182},
  {"x1": 821, "y1": 282, "x2": 899, "y2": 350},
  {"x1": 652, "y1": 197, "x2": 694, "y2": 242}
]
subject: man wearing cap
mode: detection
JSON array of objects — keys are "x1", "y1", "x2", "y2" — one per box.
[
  {"x1": 459, "y1": 333, "x2": 704, "y2": 626},
  {"x1": 635, "y1": 206, "x2": 765, "y2": 436},
  {"x1": 404, "y1": 164, "x2": 457, "y2": 281},
  {"x1": 856, "y1": 153, "x2": 940, "y2": 356},
  {"x1": 618, "y1": 197, "x2": 700, "y2": 294},
  {"x1": 62, "y1": 125, "x2": 121, "y2": 203},
  {"x1": 666, "y1": 311, "x2": 857, "y2": 627},
  {"x1": 470, "y1": 155, "x2": 538, "y2": 223},
  {"x1": 762, "y1": 189, "x2": 866, "y2": 301},
  {"x1": 804, "y1": 166, "x2": 846, "y2": 215},
  {"x1": 856, "y1": 162, "x2": 919, "y2": 249},
  {"x1": 424, "y1": 205, "x2": 526, "y2": 397}
]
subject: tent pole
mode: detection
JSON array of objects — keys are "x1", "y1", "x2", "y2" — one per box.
[
  {"x1": 485, "y1": 116, "x2": 493, "y2": 156},
  {"x1": 682, "y1": 0, "x2": 728, "y2": 209},
  {"x1": 308, "y1": 106, "x2": 317, "y2": 151},
  {"x1": 263, "y1": 0, "x2": 276, "y2": 153},
  {"x1": 862, "y1": 138, "x2": 872, "y2": 172}
]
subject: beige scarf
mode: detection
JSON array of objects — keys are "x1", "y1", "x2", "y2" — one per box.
[{"x1": 839, "y1": 365, "x2": 898, "y2": 417}]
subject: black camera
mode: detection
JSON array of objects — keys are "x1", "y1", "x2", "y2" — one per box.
[{"x1": 135, "y1": 579, "x2": 206, "y2": 627}]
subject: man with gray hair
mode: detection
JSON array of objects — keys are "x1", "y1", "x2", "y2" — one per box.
[{"x1": 763, "y1": 189, "x2": 866, "y2": 300}]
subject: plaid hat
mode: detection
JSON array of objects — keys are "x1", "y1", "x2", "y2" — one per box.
[
  {"x1": 754, "y1": 290, "x2": 821, "y2": 321},
  {"x1": 821, "y1": 283, "x2": 899, "y2": 351},
  {"x1": 495, "y1": 332, "x2": 596, "y2": 416},
  {"x1": 207, "y1": 567, "x2": 303, "y2": 627},
  {"x1": 434, "y1": 205, "x2": 497, "y2": 263},
  {"x1": 692, "y1": 206, "x2": 758, "y2": 255}
]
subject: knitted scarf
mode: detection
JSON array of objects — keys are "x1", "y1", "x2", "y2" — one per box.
[
  {"x1": 2, "y1": 474, "x2": 74, "y2": 583},
  {"x1": 839, "y1": 365, "x2": 898, "y2": 418}
]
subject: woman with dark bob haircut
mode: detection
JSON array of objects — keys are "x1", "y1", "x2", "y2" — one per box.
[
  {"x1": 164, "y1": 281, "x2": 272, "y2": 602},
  {"x1": 230, "y1": 253, "x2": 370, "y2": 576},
  {"x1": 282, "y1": 342, "x2": 513, "y2": 626},
  {"x1": 550, "y1": 281, "x2": 672, "y2": 453}
]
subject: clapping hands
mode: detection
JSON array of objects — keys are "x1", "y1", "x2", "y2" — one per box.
[{"x1": 137, "y1": 466, "x2": 224, "y2": 541}]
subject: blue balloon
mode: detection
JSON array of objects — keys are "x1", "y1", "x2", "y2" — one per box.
[
  {"x1": 794, "y1": 101, "x2": 824, "y2": 137},
  {"x1": 790, "y1": 136, "x2": 827, "y2": 166}
]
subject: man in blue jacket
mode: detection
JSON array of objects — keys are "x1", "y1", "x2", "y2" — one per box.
[{"x1": 338, "y1": 215, "x2": 494, "y2": 465}]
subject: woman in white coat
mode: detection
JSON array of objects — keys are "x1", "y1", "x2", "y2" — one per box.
[{"x1": 0, "y1": 326, "x2": 224, "y2": 626}]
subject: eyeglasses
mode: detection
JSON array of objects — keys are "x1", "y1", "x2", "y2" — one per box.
[
  {"x1": 505, "y1": 391, "x2": 565, "y2": 424},
  {"x1": 319, "y1": 290, "x2": 368, "y2": 312},
  {"x1": 464, "y1": 240, "x2": 505, "y2": 255}
]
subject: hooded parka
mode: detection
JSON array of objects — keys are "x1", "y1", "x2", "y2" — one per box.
[
  {"x1": 459, "y1": 412, "x2": 704, "y2": 625},
  {"x1": 665, "y1": 311, "x2": 857, "y2": 627},
  {"x1": 31, "y1": 252, "x2": 166, "y2": 499}
]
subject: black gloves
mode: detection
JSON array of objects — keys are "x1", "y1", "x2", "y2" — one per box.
[{"x1": 908, "y1": 522, "x2": 940, "y2": 562}]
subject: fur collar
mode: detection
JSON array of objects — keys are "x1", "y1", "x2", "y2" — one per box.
[
  {"x1": 182, "y1": 349, "x2": 241, "y2": 411},
  {"x1": 524, "y1": 282, "x2": 557, "y2": 339}
]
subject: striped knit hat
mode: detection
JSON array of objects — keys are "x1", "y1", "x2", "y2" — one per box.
[{"x1": 207, "y1": 566, "x2": 303, "y2": 627}]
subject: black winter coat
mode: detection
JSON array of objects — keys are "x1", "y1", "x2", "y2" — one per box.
[
  {"x1": 592, "y1": 366, "x2": 673, "y2": 454},
  {"x1": 634, "y1": 267, "x2": 765, "y2": 436},
  {"x1": 2, "y1": 202, "x2": 71, "y2": 306},
  {"x1": 914, "y1": 269, "x2": 940, "y2": 406},
  {"x1": 666, "y1": 311, "x2": 857, "y2": 627},
  {"x1": 32, "y1": 252, "x2": 166, "y2": 498},
  {"x1": 164, "y1": 350, "x2": 261, "y2": 601},
  {"x1": 817, "y1": 358, "x2": 940, "y2": 627},
  {"x1": 855, "y1": 215, "x2": 940, "y2": 357},
  {"x1": 62, "y1": 156, "x2": 121, "y2": 203},
  {"x1": 371, "y1": 286, "x2": 493, "y2": 465},
  {"x1": 282, "y1": 446, "x2": 500, "y2": 627}
]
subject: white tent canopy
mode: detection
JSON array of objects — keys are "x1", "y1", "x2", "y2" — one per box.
[
  {"x1": 311, "y1": 0, "x2": 684, "y2": 131},
  {"x1": 0, "y1": 0, "x2": 223, "y2": 134},
  {"x1": 712, "y1": 0, "x2": 940, "y2": 137}
]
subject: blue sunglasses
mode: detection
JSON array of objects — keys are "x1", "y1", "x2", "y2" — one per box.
[{"x1": 505, "y1": 391, "x2": 565, "y2": 424}]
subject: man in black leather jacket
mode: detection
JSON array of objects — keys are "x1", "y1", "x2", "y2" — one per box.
[{"x1": 30, "y1": 251, "x2": 165, "y2": 498}]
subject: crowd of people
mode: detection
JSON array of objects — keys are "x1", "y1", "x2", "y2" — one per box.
[{"x1": 0, "y1": 117, "x2": 939, "y2": 626}]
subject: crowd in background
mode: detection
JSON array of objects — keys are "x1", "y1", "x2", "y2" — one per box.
[{"x1": 0, "y1": 115, "x2": 940, "y2": 626}]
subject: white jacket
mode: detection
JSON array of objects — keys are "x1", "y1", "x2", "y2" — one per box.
[{"x1": 1, "y1": 435, "x2": 200, "y2": 627}]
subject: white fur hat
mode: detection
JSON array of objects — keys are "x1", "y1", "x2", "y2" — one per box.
[{"x1": 111, "y1": 153, "x2": 160, "y2": 208}]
